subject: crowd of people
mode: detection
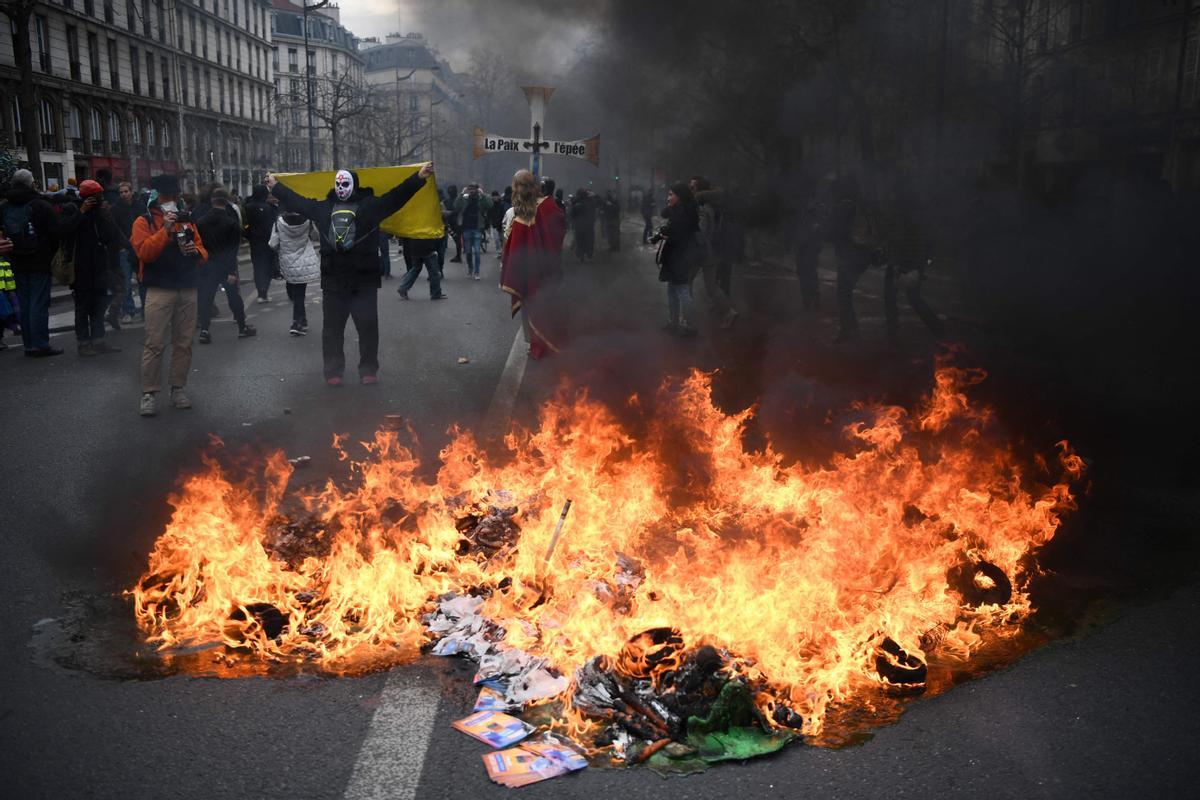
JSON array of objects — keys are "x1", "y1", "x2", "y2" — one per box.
[{"x1": 0, "y1": 157, "x2": 947, "y2": 416}]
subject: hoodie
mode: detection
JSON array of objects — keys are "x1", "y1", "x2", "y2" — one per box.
[
  {"x1": 1, "y1": 185, "x2": 60, "y2": 273},
  {"x1": 269, "y1": 215, "x2": 320, "y2": 285}
]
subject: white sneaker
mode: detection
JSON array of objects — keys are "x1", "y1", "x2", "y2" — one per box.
[
  {"x1": 170, "y1": 387, "x2": 192, "y2": 409},
  {"x1": 139, "y1": 392, "x2": 157, "y2": 417}
]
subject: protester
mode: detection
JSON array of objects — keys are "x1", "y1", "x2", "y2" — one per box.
[
  {"x1": 570, "y1": 188, "x2": 596, "y2": 262},
  {"x1": 269, "y1": 209, "x2": 321, "y2": 335},
  {"x1": 500, "y1": 169, "x2": 567, "y2": 359},
  {"x1": 880, "y1": 173, "x2": 944, "y2": 342},
  {"x1": 59, "y1": 180, "x2": 123, "y2": 355},
  {"x1": 0, "y1": 248, "x2": 17, "y2": 350},
  {"x1": 267, "y1": 163, "x2": 435, "y2": 385},
  {"x1": 487, "y1": 190, "x2": 505, "y2": 259},
  {"x1": 108, "y1": 181, "x2": 140, "y2": 322},
  {"x1": 657, "y1": 181, "x2": 700, "y2": 337},
  {"x1": 454, "y1": 183, "x2": 492, "y2": 281},
  {"x1": 133, "y1": 173, "x2": 208, "y2": 416},
  {"x1": 829, "y1": 173, "x2": 875, "y2": 342},
  {"x1": 397, "y1": 235, "x2": 446, "y2": 301},
  {"x1": 195, "y1": 186, "x2": 256, "y2": 344},
  {"x1": 243, "y1": 184, "x2": 277, "y2": 303},
  {"x1": 641, "y1": 189, "x2": 656, "y2": 245},
  {"x1": 689, "y1": 177, "x2": 738, "y2": 328},
  {"x1": 601, "y1": 190, "x2": 621, "y2": 252},
  {"x1": 1, "y1": 169, "x2": 62, "y2": 357},
  {"x1": 443, "y1": 186, "x2": 463, "y2": 263}
]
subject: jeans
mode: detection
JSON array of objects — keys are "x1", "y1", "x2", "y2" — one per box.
[
  {"x1": 287, "y1": 282, "x2": 308, "y2": 326},
  {"x1": 141, "y1": 286, "x2": 197, "y2": 392},
  {"x1": 322, "y1": 287, "x2": 378, "y2": 379},
  {"x1": 14, "y1": 271, "x2": 51, "y2": 351},
  {"x1": 73, "y1": 288, "x2": 108, "y2": 342},
  {"x1": 667, "y1": 282, "x2": 694, "y2": 328},
  {"x1": 197, "y1": 267, "x2": 247, "y2": 330},
  {"x1": 109, "y1": 249, "x2": 137, "y2": 316},
  {"x1": 250, "y1": 242, "x2": 274, "y2": 299},
  {"x1": 398, "y1": 250, "x2": 443, "y2": 297},
  {"x1": 463, "y1": 228, "x2": 483, "y2": 275},
  {"x1": 642, "y1": 215, "x2": 654, "y2": 243}
]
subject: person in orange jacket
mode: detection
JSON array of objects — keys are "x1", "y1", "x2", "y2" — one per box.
[{"x1": 130, "y1": 173, "x2": 208, "y2": 417}]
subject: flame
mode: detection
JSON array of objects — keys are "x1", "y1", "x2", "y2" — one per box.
[{"x1": 130, "y1": 365, "x2": 1083, "y2": 735}]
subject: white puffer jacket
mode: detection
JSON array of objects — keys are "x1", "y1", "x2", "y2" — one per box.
[{"x1": 268, "y1": 216, "x2": 320, "y2": 285}]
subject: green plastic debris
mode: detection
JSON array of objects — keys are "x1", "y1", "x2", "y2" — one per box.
[{"x1": 648, "y1": 681, "x2": 795, "y2": 776}]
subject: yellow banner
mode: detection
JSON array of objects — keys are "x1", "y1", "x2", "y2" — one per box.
[{"x1": 276, "y1": 165, "x2": 443, "y2": 240}]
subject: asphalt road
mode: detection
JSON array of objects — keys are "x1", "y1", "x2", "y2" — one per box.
[{"x1": 3, "y1": 225, "x2": 1198, "y2": 799}]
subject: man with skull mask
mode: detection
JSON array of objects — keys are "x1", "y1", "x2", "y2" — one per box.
[{"x1": 266, "y1": 162, "x2": 435, "y2": 385}]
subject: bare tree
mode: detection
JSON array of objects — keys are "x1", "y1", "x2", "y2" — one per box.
[
  {"x1": 464, "y1": 47, "x2": 515, "y2": 131},
  {"x1": 311, "y1": 66, "x2": 375, "y2": 168},
  {"x1": 0, "y1": 0, "x2": 44, "y2": 186}
]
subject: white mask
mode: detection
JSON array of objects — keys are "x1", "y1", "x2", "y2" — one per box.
[
  {"x1": 334, "y1": 170, "x2": 355, "y2": 201},
  {"x1": 160, "y1": 201, "x2": 178, "y2": 213}
]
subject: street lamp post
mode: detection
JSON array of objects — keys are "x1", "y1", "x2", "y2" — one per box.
[{"x1": 302, "y1": 0, "x2": 329, "y2": 171}]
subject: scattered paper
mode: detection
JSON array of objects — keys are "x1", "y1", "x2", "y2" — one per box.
[
  {"x1": 457, "y1": 357, "x2": 470, "y2": 364},
  {"x1": 482, "y1": 733, "x2": 588, "y2": 787},
  {"x1": 452, "y1": 711, "x2": 534, "y2": 749},
  {"x1": 474, "y1": 686, "x2": 515, "y2": 712}
]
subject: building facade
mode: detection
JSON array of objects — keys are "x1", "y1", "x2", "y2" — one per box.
[
  {"x1": 360, "y1": 32, "x2": 471, "y2": 183},
  {"x1": 269, "y1": 0, "x2": 364, "y2": 172},
  {"x1": 0, "y1": 0, "x2": 276, "y2": 195}
]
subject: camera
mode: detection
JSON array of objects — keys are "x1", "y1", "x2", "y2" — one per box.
[
  {"x1": 173, "y1": 211, "x2": 192, "y2": 224},
  {"x1": 647, "y1": 225, "x2": 668, "y2": 245},
  {"x1": 174, "y1": 225, "x2": 195, "y2": 253}
]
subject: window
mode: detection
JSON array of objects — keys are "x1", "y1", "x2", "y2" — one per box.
[
  {"x1": 67, "y1": 105, "x2": 84, "y2": 151},
  {"x1": 130, "y1": 45, "x2": 141, "y2": 93},
  {"x1": 109, "y1": 110, "x2": 121, "y2": 151},
  {"x1": 306, "y1": 49, "x2": 315, "y2": 75},
  {"x1": 232, "y1": 0, "x2": 238, "y2": 25},
  {"x1": 88, "y1": 33, "x2": 101, "y2": 85},
  {"x1": 84, "y1": 0, "x2": 95, "y2": 16},
  {"x1": 189, "y1": 14, "x2": 196, "y2": 55},
  {"x1": 38, "y1": 97, "x2": 56, "y2": 150},
  {"x1": 161, "y1": 122, "x2": 171, "y2": 157},
  {"x1": 237, "y1": 38, "x2": 242, "y2": 72},
  {"x1": 147, "y1": 117, "x2": 156, "y2": 150},
  {"x1": 155, "y1": 0, "x2": 165, "y2": 44},
  {"x1": 180, "y1": 67, "x2": 188, "y2": 106},
  {"x1": 10, "y1": 98, "x2": 22, "y2": 147},
  {"x1": 205, "y1": 68, "x2": 212, "y2": 109},
  {"x1": 161, "y1": 56, "x2": 170, "y2": 101},
  {"x1": 35, "y1": 16, "x2": 50, "y2": 74},
  {"x1": 126, "y1": 0, "x2": 135, "y2": 33},
  {"x1": 146, "y1": 50, "x2": 156, "y2": 97},
  {"x1": 108, "y1": 39, "x2": 119, "y2": 89},
  {"x1": 216, "y1": 28, "x2": 222, "y2": 63},
  {"x1": 225, "y1": 31, "x2": 232, "y2": 67},
  {"x1": 219, "y1": 75, "x2": 225, "y2": 113},
  {"x1": 288, "y1": 47, "x2": 297, "y2": 73},
  {"x1": 238, "y1": 80, "x2": 244, "y2": 117},
  {"x1": 330, "y1": 52, "x2": 337, "y2": 76},
  {"x1": 193, "y1": 65, "x2": 201, "y2": 106},
  {"x1": 66, "y1": 26, "x2": 81, "y2": 81},
  {"x1": 142, "y1": 0, "x2": 151, "y2": 38},
  {"x1": 63, "y1": 0, "x2": 74, "y2": 9},
  {"x1": 272, "y1": 48, "x2": 279, "y2": 74},
  {"x1": 104, "y1": 0, "x2": 114, "y2": 24},
  {"x1": 89, "y1": 107, "x2": 104, "y2": 153},
  {"x1": 201, "y1": 19, "x2": 208, "y2": 59},
  {"x1": 131, "y1": 116, "x2": 141, "y2": 153},
  {"x1": 409, "y1": 94, "x2": 418, "y2": 112}
]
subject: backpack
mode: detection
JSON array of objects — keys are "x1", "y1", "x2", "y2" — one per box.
[
  {"x1": 1, "y1": 200, "x2": 39, "y2": 256},
  {"x1": 328, "y1": 203, "x2": 359, "y2": 253}
]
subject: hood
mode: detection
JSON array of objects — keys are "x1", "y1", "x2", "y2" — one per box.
[
  {"x1": 277, "y1": 216, "x2": 313, "y2": 235},
  {"x1": 3, "y1": 185, "x2": 39, "y2": 205}
]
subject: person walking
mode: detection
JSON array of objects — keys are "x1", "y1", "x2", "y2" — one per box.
[
  {"x1": 570, "y1": 188, "x2": 596, "y2": 262},
  {"x1": 641, "y1": 189, "x2": 656, "y2": 245},
  {"x1": 1, "y1": 169, "x2": 62, "y2": 357},
  {"x1": 132, "y1": 173, "x2": 208, "y2": 416},
  {"x1": 454, "y1": 183, "x2": 491, "y2": 281},
  {"x1": 195, "y1": 186, "x2": 256, "y2": 344},
  {"x1": 396, "y1": 236, "x2": 446, "y2": 300},
  {"x1": 267, "y1": 163, "x2": 435, "y2": 385},
  {"x1": 108, "y1": 181, "x2": 140, "y2": 323},
  {"x1": 880, "y1": 174, "x2": 944, "y2": 343},
  {"x1": 243, "y1": 185, "x2": 277, "y2": 303},
  {"x1": 59, "y1": 180, "x2": 123, "y2": 355},
  {"x1": 657, "y1": 182, "x2": 700, "y2": 337},
  {"x1": 500, "y1": 169, "x2": 567, "y2": 360},
  {"x1": 488, "y1": 190, "x2": 505, "y2": 259},
  {"x1": 601, "y1": 190, "x2": 621, "y2": 252},
  {"x1": 689, "y1": 177, "x2": 738, "y2": 328},
  {"x1": 443, "y1": 186, "x2": 463, "y2": 263},
  {"x1": 269, "y1": 209, "x2": 321, "y2": 335}
]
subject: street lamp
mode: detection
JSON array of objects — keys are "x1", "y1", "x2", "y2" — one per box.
[{"x1": 302, "y1": 0, "x2": 329, "y2": 171}]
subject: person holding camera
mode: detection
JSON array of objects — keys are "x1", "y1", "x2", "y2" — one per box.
[
  {"x1": 655, "y1": 182, "x2": 700, "y2": 337},
  {"x1": 196, "y1": 186, "x2": 256, "y2": 344},
  {"x1": 131, "y1": 174, "x2": 208, "y2": 416},
  {"x1": 59, "y1": 180, "x2": 123, "y2": 355},
  {"x1": 267, "y1": 163, "x2": 435, "y2": 386}
]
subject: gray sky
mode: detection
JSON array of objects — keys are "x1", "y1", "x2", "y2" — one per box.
[{"x1": 336, "y1": 0, "x2": 596, "y2": 76}]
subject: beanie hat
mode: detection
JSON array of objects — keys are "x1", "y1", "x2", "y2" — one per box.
[
  {"x1": 78, "y1": 179, "x2": 103, "y2": 198},
  {"x1": 12, "y1": 169, "x2": 34, "y2": 188}
]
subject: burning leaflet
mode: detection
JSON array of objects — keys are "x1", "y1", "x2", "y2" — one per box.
[{"x1": 130, "y1": 365, "x2": 1084, "y2": 766}]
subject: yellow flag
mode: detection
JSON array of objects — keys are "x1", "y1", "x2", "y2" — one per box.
[{"x1": 276, "y1": 165, "x2": 443, "y2": 240}]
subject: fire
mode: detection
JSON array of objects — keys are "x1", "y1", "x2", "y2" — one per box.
[{"x1": 130, "y1": 364, "x2": 1084, "y2": 736}]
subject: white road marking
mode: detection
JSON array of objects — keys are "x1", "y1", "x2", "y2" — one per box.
[
  {"x1": 343, "y1": 326, "x2": 527, "y2": 799},
  {"x1": 342, "y1": 669, "x2": 441, "y2": 800}
]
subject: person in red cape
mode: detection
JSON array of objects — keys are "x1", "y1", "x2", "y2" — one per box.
[{"x1": 500, "y1": 170, "x2": 567, "y2": 359}]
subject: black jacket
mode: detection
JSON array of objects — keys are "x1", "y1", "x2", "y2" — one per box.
[
  {"x1": 658, "y1": 202, "x2": 699, "y2": 284},
  {"x1": 60, "y1": 203, "x2": 122, "y2": 291},
  {"x1": 1, "y1": 186, "x2": 60, "y2": 273},
  {"x1": 243, "y1": 192, "x2": 277, "y2": 247},
  {"x1": 271, "y1": 172, "x2": 428, "y2": 292},
  {"x1": 196, "y1": 205, "x2": 243, "y2": 276}
]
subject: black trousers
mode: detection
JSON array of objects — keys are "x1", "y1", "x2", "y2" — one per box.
[
  {"x1": 884, "y1": 264, "x2": 944, "y2": 340},
  {"x1": 73, "y1": 287, "x2": 108, "y2": 342},
  {"x1": 642, "y1": 215, "x2": 654, "y2": 243},
  {"x1": 249, "y1": 242, "x2": 274, "y2": 299},
  {"x1": 198, "y1": 268, "x2": 247, "y2": 330},
  {"x1": 287, "y1": 282, "x2": 308, "y2": 325},
  {"x1": 322, "y1": 287, "x2": 378, "y2": 379}
]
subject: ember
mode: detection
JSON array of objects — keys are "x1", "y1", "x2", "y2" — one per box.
[{"x1": 129, "y1": 364, "x2": 1084, "y2": 764}]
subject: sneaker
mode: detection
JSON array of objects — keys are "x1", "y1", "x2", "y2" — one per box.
[
  {"x1": 257, "y1": 296, "x2": 269, "y2": 304},
  {"x1": 139, "y1": 392, "x2": 157, "y2": 417},
  {"x1": 473, "y1": 274, "x2": 481, "y2": 281},
  {"x1": 238, "y1": 323, "x2": 257, "y2": 338},
  {"x1": 431, "y1": 293, "x2": 448, "y2": 300},
  {"x1": 289, "y1": 323, "x2": 305, "y2": 336},
  {"x1": 120, "y1": 313, "x2": 135, "y2": 325},
  {"x1": 361, "y1": 374, "x2": 379, "y2": 385},
  {"x1": 78, "y1": 342, "x2": 98, "y2": 356},
  {"x1": 170, "y1": 387, "x2": 192, "y2": 409},
  {"x1": 198, "y1": 329, "x2": 212, "y2": 344},
  {"x1": 26, "y1": 347, "x2": 64, "y2": 358},
  {"x1": 398, "y1": 289, "x2": 409, "y2": 300},
  {"x1": 326, "y1": 376, "x2": 343, "y2": 387},
  {"x1": 300, "y1": 320, "x2": 309, "y2": 331},
  {"x1": 106, "y1": 309, "x2": 121, "y2": 331},
  {"x1": 449, "y1": 256, "x2": 462, "y2": 263},
  {"x1": 94, "y1": 340, "x2": 122, "y2": 354}
]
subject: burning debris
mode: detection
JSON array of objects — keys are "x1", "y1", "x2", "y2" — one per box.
[{"x1": 128, "y1": 365, "x2": 1086, "y2": 775}]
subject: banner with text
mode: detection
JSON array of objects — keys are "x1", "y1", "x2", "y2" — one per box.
[{"x1": 473, "y1": 127, "x2": 600, "y2": 167}]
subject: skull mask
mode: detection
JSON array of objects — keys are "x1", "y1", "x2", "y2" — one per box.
[{"x1": 334, "y1": 169, "x2": 355, "y2": 201}]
